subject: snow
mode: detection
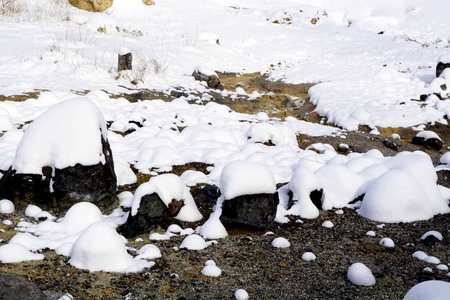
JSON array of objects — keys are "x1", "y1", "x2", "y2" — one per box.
[
  {"x1": 0, "y1": 243, "x2": 45, "y2": 263},
  {"x1": 219, "y1": 161, "x2": 276, "y2": 200},
  {"x1": 135, "y1": 244, "x2": 162, "y2": 260},
  {"x1": 301, "y1": 252, "x2": 316, "y2": 262},
  {"x1": 420, "y1": 231, "x2": 443, "y2": 241},
  {"x1": 0, "y1": 0, "x2": 448, "y2": 292},
  {"x1": 366, "y1": 231, "x2": 376, "y2": 237},
  {"x1": 69, "y1": 221, "x2": 154, "y2": 273},
  {"x1": 12, "y1": 97, "x2": 107, "y2": 175},
  {"x1": 0, "y1": 199, "x2": 14, "y2": 214},
  {"x1": 201, "y1": 260, "x2": 222, "y2": 277},
  {"x1": 322, "y1": 221, "x2": 334, "y2": 228},
  {"x1": 379, "y1": 238, "x2": 395, "y2": 248},
  {"x1": 271, "y1": 237, "x2": 290, "y2": 248},
  {"x1": 131, "y1": 174, "x2": 202, "y2": 222},
  {"x1": 179, "y1": 234, "x2": 213, "y2": 250},
  {"x1": 235, "y1": 289, "x2": 249, "y2": 300},
  {"x1": 415, "y1": 130, "x2": 442, "y2": 141},
  {"x1": 347, "y1": 263, "x2": 376, "y2": 286},
  {"x1": 404, "y1": 281, "x2": 450, "y2": 300}
]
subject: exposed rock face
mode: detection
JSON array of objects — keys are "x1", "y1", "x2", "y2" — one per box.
[
  {"x1": 0, "y1": 272, "x2": 47, "y2": 300},
  {"x1": 411, "y1": 136, "x2": 443, "y2": 151},
  {"x1": 192, "y1": 69, "x2": 223, "y2": 89},
  {"x1": 220, "y1": 193, "x2": 279, "y2": 229},
  {"x1": 119, "y1": 193, "x2": 184, "y2": 238},
  {"x1": 0, "y1": 136, "x2": 117, "y2": 213},
  {"x1": 436, "y1": 61, "x2": 450, "y2": 78},
  {"x1": 69, "y1": 0, "x2": 113, "y2": 12}
]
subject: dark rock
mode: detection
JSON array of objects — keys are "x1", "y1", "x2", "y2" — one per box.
[
  {"x1": 382, "y1": 140, "x2": 398, "y2": 151},
  {"x1": 436, "y1": 61, "x2": 450, "y2": 78},
  {"x1": 220, "y1": 192, "x2": 279, "y2": 229},
  {"x1": 0, "y1": 272, "x2": 47, "y2": 300},
  {"x1": 193, "y1": 185, "x2": 220, "y2": 204},
  {"x1": 422, "y1": 235, "x2": 440, "y2": 247},
  {"x1": 170, "y1": 90, "x2": 189, "y2": 98},
  {"x1": 351, "y1": 146, "x2": 368, "y2": 153},
  {"x1": 411, "y1": 136, "x2": 443, "y2": 151},
  {"x1": 287, "y1": 189, "x2": 323, "y2": 210},
  {"x1": 119, "y1": 193, "x2": 184, "y2": 238},
  {"x1": 437, "y1": 170, "x2": 450, "y2": 188},
  {"x1": 192, "y1": 70, "x2": 223, "y2": 89},
  {"x1": 281, "y1": 98, "x2": 292, "y2": 107},
  {"x1": 118, "y1": 52, "x2": 132, "y2": 72},
  {"x1": 0, "y1": 136, "x2": 117, "y2": 213}
]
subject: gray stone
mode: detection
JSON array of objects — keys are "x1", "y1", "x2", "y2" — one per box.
[
  {"x1": 0, "y1": 272, "x2": 47, "y2": 300},
  {"x1": 220, "y1": 193, "x2": 279, "y2": 229},
  {"x1": 192, "y1": 70, "x2": 223, "y2": 89},
  {"x1": 436, "y1": 61, "x2": 450, "y2": 78},
  {"x1": 119, "y1": 193, "x2": 184, "y2": 238}
]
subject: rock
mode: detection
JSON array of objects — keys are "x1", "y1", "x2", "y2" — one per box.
[
  {"x1": 436, "y1": 61, "x2": 450, "y2": 78},
  {"x1": 382, "y1": 139, "x2": 398, "y2": 151},
  {"x1": 220, "y1": 193, "x2": 279, "y2": 229},
  {"x1": 118, "y1": 51, "x2": 132, "y2": 72},
  {"x1": 192, "y1": 68, "x2": 223, "y2": 89},
  {"x1": 0, "y1": 98, "x2": 117, "y2": 213},
  {"x1": 68, "y1": 0, "x2": 112, "y2": 12},
  {"x1": 119, "y1": 193, "x2": 184, "y2": 238},
  {"x1": 411, "y1": 131, "x2": 443, "y2": 151},
  {"x1": 437, "y1": 170, "x2": 450, "y2": 188},
  {"x1": 193, "y1": 185, "x2": 220, "y2": 204},
  {"x1": 142, "y1": 0, "x2": 155, "y2": 5},
  {"x1": 0, "y1": 136, "x2": 117, "y2": 213},
  {"x1": 0, "y1": 272, "x2": 47, "y2": 300}
]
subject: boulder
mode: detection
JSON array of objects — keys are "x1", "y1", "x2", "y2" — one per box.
[
  {"x1": 220, "y1": 192, "x2": 279, "y2": 229},
  {"x1": 437, "y1": 170, "x2": 450, "y2": 188},
  {"x1": 68, "y1": 0, "x2": 112, "y2": 12},
  {"x1": 0, "y1": 97, "x2": 117, "y2": 213},
  {"x1": 119, "y1": 193, "x2": 184, "y2": 238},
  {"x1": 436, "y1": 61, "x2": 450, "y2": 78},
  {"x1": 142, "y1": 0, "x2": 155, "y2": 5},
  {"x1": 0, "y1": 272, "x2": 47, "y2": 300},
  {"x1": 412, "y1": 131, "x2": 443, "y2": 151},
  {"x1": 0, "y1": 136, "x2": 117, "y2": 213},
  {"x1": 192, "y1": 68, "x2": 223, "y2": 89}
]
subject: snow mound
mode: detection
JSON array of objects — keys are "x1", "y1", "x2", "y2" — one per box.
[
  {"x1": 404, "y1": 280, "x2": 450, "y2": 300},
  {"x1": 69, "y1": 221, "x2": 153, "y2": 273},
  {"x1": 219, "y1": 161, "x2": 276, "y2": 200},
  {"x1": 135, "y1": 244, "x2": 162, "y2": 260},
  {"x1": 12, "y1": 97, "x2": 107, "y2": 174},
  {"x1": 235, "y1": 289, "x2": 249, "y2": 300},
  {"x1": 0, "y1": 243, "x2": 45, "y2": 263},
  {"x1": 201, "y1": 260, "x2": 222, "y2": 277},
  {"x1": 179, "y1": 234, "x2": 213, "y2": 250},
  {"x1": 271, "y1": 237, "x2": 290, "y2": 248},
  {"x1": 347, "y1": 263, "x2": 376, "y2": 286},
  {"x1": 0, "y1": 199, "x2": 14, "y2": 214}
]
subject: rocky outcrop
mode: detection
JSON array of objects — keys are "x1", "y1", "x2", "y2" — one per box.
[
  {"x1": 69, "y1": 0, "x2": 113, "y2": 12},
  {"x1": 0, "y1": 272, "x2": 47, "y2": 300},
  {"x1": 412, "y1": 133, "x2": 443, "y2": 151},
  {"x1": 220, "y1": 193, "x2": 279, "y2": 229},
  {"x1": 0, "y1": 135, "x2": 117, "y2": 213},
  {"x1": 119, "y1": 193, "x2": 184, "y2": 238},
  {"x1": 192, "y1": 69, "x2": 223, "y2": 89}
]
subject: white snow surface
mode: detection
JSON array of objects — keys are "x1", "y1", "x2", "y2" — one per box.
[
  {"x1": 0, "y1": 199, "x2": 14, "y2": 214},
  {"x1": 347, "y1": 263, "x2": 376, "y2": 286},
  {"x1": 271, "y1": 237, "x2": 290, "y2": 248},
  {"x1": 404, "y1": 280, "x2": 450, "y2": 300},
  {"x1": 12, "y1": 97, "x2": 107, "y2": 174},
  {"x1": 69, "y1": 221, "x2": 153, "y2": 273}
]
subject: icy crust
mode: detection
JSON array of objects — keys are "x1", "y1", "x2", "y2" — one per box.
[{"x1": 12, "y1": 97, "x2": 107, "y2": 175}]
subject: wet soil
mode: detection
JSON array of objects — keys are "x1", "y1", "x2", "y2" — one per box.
[{"x1": 1, "y1": 73, "x2": 449, "y2": 299}]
